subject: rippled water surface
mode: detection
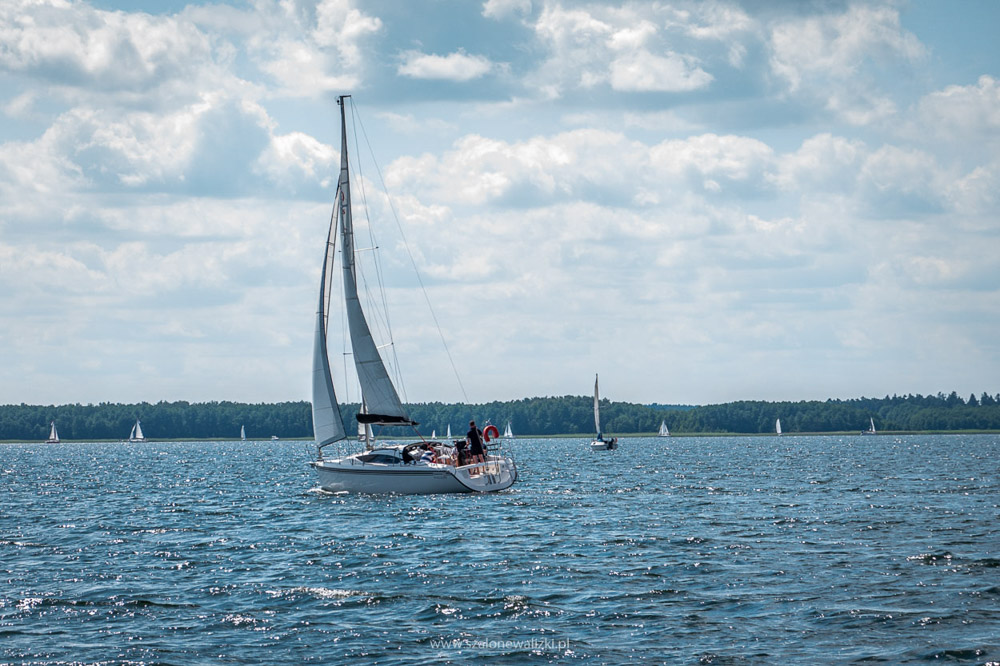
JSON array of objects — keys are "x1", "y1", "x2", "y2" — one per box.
[{"x1": 2, "y1": 435, "x2": 998, "y2": 664}]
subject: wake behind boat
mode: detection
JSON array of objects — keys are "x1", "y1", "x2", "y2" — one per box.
[{"x1": 309, "y1": 95, "x2": 516, "y2": 495}]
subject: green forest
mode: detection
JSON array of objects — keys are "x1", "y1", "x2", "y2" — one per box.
[{"x1": 2, "y1": 391, "x2": 999, "y2": 441}]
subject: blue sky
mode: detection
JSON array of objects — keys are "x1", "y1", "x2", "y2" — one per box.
[{"x1": 1, "y1": 0, "x2": 998, "y2": 406}]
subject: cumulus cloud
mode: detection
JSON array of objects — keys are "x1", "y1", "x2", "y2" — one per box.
[
  {"x1": 0, "y1": 0, "x2": 212, "y2": 93},
  {"x1": 397, "y1": 50, "x2": 494, "y2": 81},
  {"x1": 528, "y1": 4, "x2": 714, "y2": 96},
  {"x1": 482, "y1": 0, "x2": 532, "y2": 20},
  {"x1": 768, "y1": 4, "x2": 924, "y2": 125}
]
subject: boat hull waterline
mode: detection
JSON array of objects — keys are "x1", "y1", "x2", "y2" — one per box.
[{"x1": 311, "y1": 456, "x2": 517, "y2": 494}]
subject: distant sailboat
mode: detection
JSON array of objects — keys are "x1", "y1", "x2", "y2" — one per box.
[
  {"x1": 776, "y1": 418, "x2": 782, "y2": 436},
  {"x1": 862, "y1": 417, "x2": 877, "y2": 435},
  {"x1": 241, "y1": 425, "x2": 246, "y2": 441},
  {"x1": 431, "y1": 429, "x2": 437, "y2": 439},
  {"x1": 446, "y1": 424, "x2": 452, "y2": 439},
  {"x1": 590, "y1": 374, "x2": 618, "y2": 451},
  {"x1": 503, "y1": 421, "x2": 513, "y2": 439},
  {"x1": 129, "y1": 419, "x2": 146, "y2": 442},
  {"x1": 46, "y1": 421, "x2": 60, "y2": 444},
  {"x1": 658, "y1": 420, "x2": 670, "y2": 437}
]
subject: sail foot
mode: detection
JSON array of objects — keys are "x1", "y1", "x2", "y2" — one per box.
[{"x1": 357, "y1": 412, "x2": 418, "y2": 426}]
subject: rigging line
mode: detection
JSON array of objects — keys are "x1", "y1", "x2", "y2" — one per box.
[
  {"x1": 347, "y1": 99, "x2": 409, "y2": 403},
  {"x1": 351, "y1": 100, "x2": 470, "y2": 405}
]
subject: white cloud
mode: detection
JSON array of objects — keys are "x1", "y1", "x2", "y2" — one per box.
[
  {"x1": 528, "y1": 4, "x2": 713, "y2": 96},
  {"x1": 609, "y1": 50, "x2": 713, "y2": 92},
  {"x1": 768, "y1": 4, "x2": 924, "y2": 125},
  {"x1": 397, "y1": 50, "x2": 493, "y2": 81},
  {"x1": 482, "y1": 0, "x2": 531, "y2": 20},
  {"x1": 905, "y1": 75, "x2": 1000, "y2": 155},
  {"x1": 0, "y1": 0, "x2": 213, "y2": 92}
]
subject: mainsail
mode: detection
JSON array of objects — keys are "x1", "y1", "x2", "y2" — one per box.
[
  {"x1": 336, "y1": 97, "x2": 415, "y2": 427},
  {"x1": 593, "y1": 374, "x2": 601, "y2": 437}
]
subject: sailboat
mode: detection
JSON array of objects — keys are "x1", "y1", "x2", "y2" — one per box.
[
  {"x1": 46, "y1": 421, "x2": 60, "y2": 444},
  {"x1": 862, "y1": 417, "x2": 877, "y2": 435},
  {"x1": 129, "y1": 419, "x2": 146, "y2": 442},
  {"x1": 241, "y1": 425, "x2": 246, "y2": 441},
  {"x1": 309, "y1": 95, "x2": 517, "y2": 494},
  {"x1": 590, "y1": 374, "x2": 617, "y2": 451},
  {"x1": 446, "y1": 424, "x2": 452, "y2": 440},
  {"x1": 503, "y1": 421, "x2": 513, "y2": 439},
  {"x1": 657, "y1": 419, "x2": 670, "y2": 437},
  {"x1": 431, "y1": 429, "x2": 437, "y2": 439},
  {"x1": 776, "y1": 419, "x2": 782, "y2": 436}
]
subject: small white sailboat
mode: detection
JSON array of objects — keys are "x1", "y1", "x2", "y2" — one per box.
[
  {"x1": 46, "y1": 421, "x2": 60, "y2": 444},
  {"x1": 129, "y1": 419, "x2": 146, "y2": 442},
  {"x1": 241, "y1": 425, "x2": 246, "y2": 441},
  {"x1": 590, "y1": 374, "x2": 617, "y2": 451},
  {"x1": 862, "y1": 417, "x2": 877, "y2": 435},
  {"x1": 776, "y1": 418, "x2": 782, "y2": 436},
  {"x1": 431, "y1": 429, "x2": 437, "y2": 439},
  {"x1": 309, "y1": 95, "x2": 516, "y2": 495},
  {"x1": 657, "y1": 419, "x2": 670, "y2": 437},
  {"x1": 503, "y1": 421, "x2": 513, "y2": 439},
  {"x1": 446, "y1": 424, "x2": 452, "y2": 439}
]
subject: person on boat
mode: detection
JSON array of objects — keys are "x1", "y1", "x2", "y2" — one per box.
[
  {"x1": 466, "y1": 420, "x2": 486, "y2": 473},
  {"x1": 453, "y1": 437, "x2": 468, "y2": 466},
  {"x1": 416, "y1": 443, "x2": 437, "y2": 464}
]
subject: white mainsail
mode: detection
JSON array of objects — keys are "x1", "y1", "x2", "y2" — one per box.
[
  {"x1": 503, "y1": 421, "x2": 513, "y2": 438},
  {"x1": 47, "y1": 421, "x2": 60, "y2": 443},
  {"x1": 129, "y1": 419, "x2": 145, "y2": 442},
  {"x1": 658, "y1": 420, "x2": 670, "y2": 437},
  {"x1": 241, "y1": 425, "x2": 246, "y2": 441},
  {"x1": 447, "y1": 424, "x2": 452, "y2": 439},
  {"x1": 776, "y1": 418, "x2": 782, "y2": 436},
  {"x1": 336, "y1": 100, "x2": 413, "y2": 428},
  {"x1": 593, "y1": 374, "x2": 601, "y2": 437}
]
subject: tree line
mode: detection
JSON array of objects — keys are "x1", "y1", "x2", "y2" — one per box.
[{"x1": 1, "y1": 392, "x2": 998, "y2": 441}]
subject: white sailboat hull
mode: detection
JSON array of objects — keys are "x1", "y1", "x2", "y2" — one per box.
[
  {"x1": 591, "y1": 439, "x2": 617, "y2": 451},
  {"x1": 311, "y1": 455, "x2": 517, "y2": 495}
]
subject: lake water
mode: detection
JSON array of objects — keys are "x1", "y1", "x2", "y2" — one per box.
[{"x1": 2, "y1": 435, "x2": 998, "y2": 664}]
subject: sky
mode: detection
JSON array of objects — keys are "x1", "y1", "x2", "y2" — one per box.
[{"x1": 2, "y1": 0, "x2": 999, "y2": 407}]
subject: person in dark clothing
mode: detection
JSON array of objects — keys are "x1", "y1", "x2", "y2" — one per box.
[{"x1": 466, "y1": 420, "x2": 485, "y2": 473}]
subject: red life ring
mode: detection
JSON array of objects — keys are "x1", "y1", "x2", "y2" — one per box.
[{"x1": 483, "y1": 424, "x2": 499, "y2": 442}]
